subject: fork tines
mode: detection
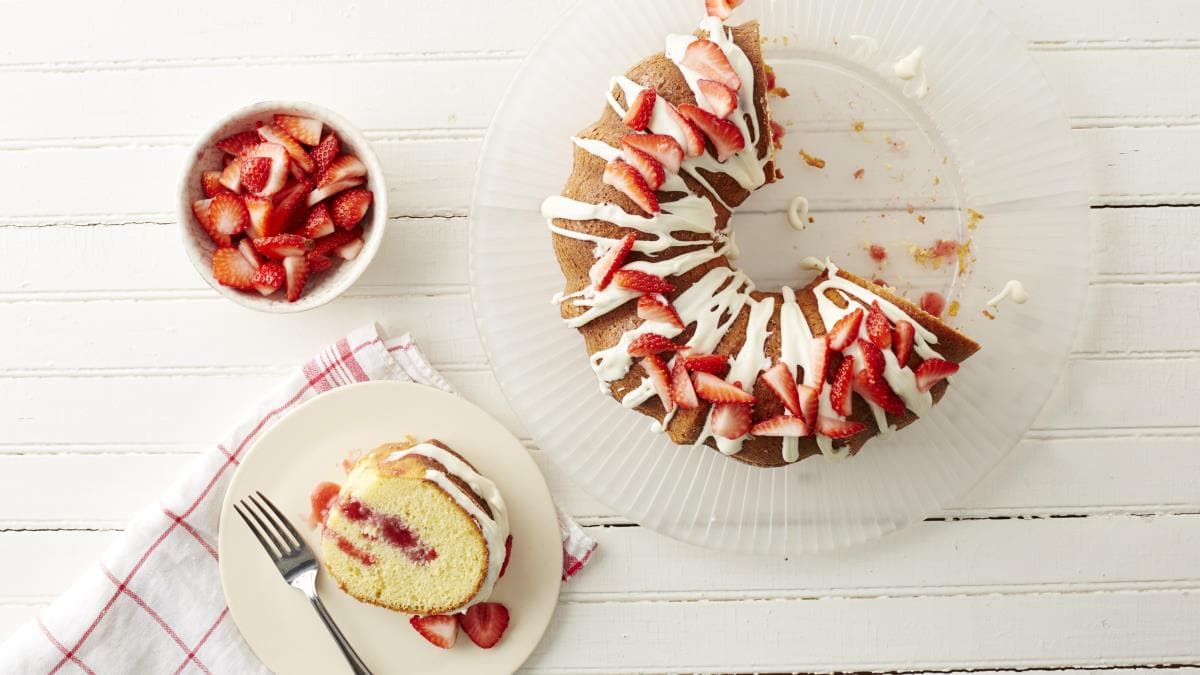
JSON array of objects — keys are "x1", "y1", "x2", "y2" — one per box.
[{"x1": 234, "y1": 491, "x2": 308, "y2": 561}]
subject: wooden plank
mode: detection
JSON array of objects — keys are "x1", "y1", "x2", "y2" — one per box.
[
  {"x1": 0, "y1": 532, "x2": 113, "y2": 601},
  {"x1": 524, "y1": 590, "x2": 1200, "y2": 672},
  {"x1": 0, "y1": 604, "x2": 40, "y2": 644},
  {"x1": 982, "y1": 0, "x2": 1200, "y2": 44}
]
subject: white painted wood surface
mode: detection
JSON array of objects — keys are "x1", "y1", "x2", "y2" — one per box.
[{"x1": 2, "y1": 0, "x2": 1199, "y2": 671}]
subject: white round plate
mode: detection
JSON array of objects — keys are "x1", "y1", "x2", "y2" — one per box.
[
  {"x1": 218, "y1": 381, "x2": 562, "y2": 674},
  {"x1": 469, "y1": 0, "x2": 1089, "y2": 554}
]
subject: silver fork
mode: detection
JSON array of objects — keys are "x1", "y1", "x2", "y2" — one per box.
[{"x1": 235, "y1": 491, "x2": 373, "y2": 675}]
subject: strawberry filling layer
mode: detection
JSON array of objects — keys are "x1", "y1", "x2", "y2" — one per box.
[
  {"x1": 326, "y1": 530, "x2": 376, "y2": 566},
  {"x1": 339, "y1": 498, "x2": 438, "y2": 565}
]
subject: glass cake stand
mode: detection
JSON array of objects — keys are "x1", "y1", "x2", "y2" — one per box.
[{"x1": 468, "y1": 0, "x2": 1089, "y2": 554}]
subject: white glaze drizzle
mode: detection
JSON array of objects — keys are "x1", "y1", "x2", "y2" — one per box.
[
  {"x1": 787, "y1": 195, "x2": 809, "y2": 230},
  {"x1": 778, "y1": 286, "x2": 813, "y2": 462},
  {"x1": 986, "y1": 280, "x2": 1029, "y2": 308},
  {"x1": 893, "y1": 46, "x2": 929, "y2": 100},
  {"x1": 384, "y1": 443, "x2": 510, "y2": 611}
]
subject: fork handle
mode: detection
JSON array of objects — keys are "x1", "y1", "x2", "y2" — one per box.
[{"x1": 308, "y1": 592, "x2": 373, "y2": 675}]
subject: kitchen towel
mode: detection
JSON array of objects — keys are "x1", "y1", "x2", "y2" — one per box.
[{"x1": 0, "y1": 323, "x2": 596, "y2": 673}]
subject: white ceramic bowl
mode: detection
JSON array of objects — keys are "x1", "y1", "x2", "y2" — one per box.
[{"x1": 176, "y1": 100, "x2": 388, "y2": 313}]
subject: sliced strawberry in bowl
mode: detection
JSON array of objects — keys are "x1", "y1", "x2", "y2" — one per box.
[
  {"x1": 613, "y1": 269, "x2": 673, "y2": 294},
  {"x1": 637, "y1": 294, "x2": 683, "y2": 328},
  {"x1": 272, "y1": 114, "x2": 323, "y2": 146},
  {"x1": 698, "y1": 79, "x2": 738, "y2": 118},
  {"x1": 330, "y1": 188, "x2": 373, "y2": 229},
  {"x1": 310, "y1": 133, "x2": 340, "y2": 173},
  {"x1": 308, "y1": 155, "x2": 367, "y2": 204},
  {"x1": 693, "y1": 372, "x2": 755, "y2": 404},
  {"x1": 603, "y1": 159, "x2": 660, "y2": 215},
  {"x1": 622, "y1": 134, "x2": 683, "y2": 175},
  {"x1": 238, "y1": 156, "x2": 274, "y2": 195},
  {"x1": 250, "y1": 261, "x2": 285, "y2": 296},
  {"x1": 622, "y1": 87, "x2": 656, "y2": 131},
  {"x1": 245, "y1": 142, "x2": 291, "y2": 196},
  {"x1": 191, "y1": 198, "x2": 231, "y2": 247},
  {"x1": 914, "y1": 358, "x2": 959, "y2": 392},
  {"x1": 751, "y1": 415, "x2": 811, "y2": 437},
  {"x1": 335, "y1": 238, "x2": 364, "y2": 261},
  {"x1": 311, "y1": 228, "x2": 362, "y2": 258},
  {"x1": 200, "y1": 171, "x2": 226, "y2": 198},
  {"x1": 305, "y1": 252, "x2": 333, "y2": 274},
  {"x1": 209, "y1": 193, "x2": 249, "y2": 236},
  {"x1": 253, "y1": 233, "x2": 311, "y2": 260},
  {"x1": 640, "y1": 354, "x2": 675, "y2": 412},
  {"x1": 671, "y1": 357, "x2": 699, "y2": 409},
  {"x1": 410, "y1": 614, "x2": 458, "y2": 649},
  {"x1": 282, "y1": 255, "x2": 310, "y2": 303},
  {"x1": 215, "y1": 130, "x2": 261, "y2": 156},
  {"x1": 301, "y1": 203, "x2": 335, "y2": 239},
  {"x1": 211, "y1": 247, "x2": 256, "y2": 290},
  {"x1": 711, "y1": 401, "x2": 752, "y2": 439},
  {"x1": 677, "y1": 104, "x2": 745, "y2": 161},
  {"x1": 759, "y1": 362, "x2": 801, "y2": 417},
  {"x1": 237, "y1": 238, "x2": 262, "y2": 269},
  {"x1": 589, "y1": 233, "x2": 635, "y2": 291},
  {"x1": 218, "y1": 157, "x2": 244, "y2": 193},
  {"x1": 258, "y1": 122, "x2": 315, "y2": 173},
  {"x1": 681, "y1": 39, "x2": 742, "y2": 91},
  {"x1": 628, "y1": 333, "x2": 681, "y2": 357}
]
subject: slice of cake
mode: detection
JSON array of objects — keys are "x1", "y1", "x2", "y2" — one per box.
[{"x1": 312, "y1": 439, "x2": 510, "y2": 616}]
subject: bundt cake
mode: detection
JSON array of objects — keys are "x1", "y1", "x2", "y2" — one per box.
[
  {"x1": 541, "y1": 7, "x2": 981, "y2": 467},
  {"x1": 311, "y1": 439, "x2": 510, "y2": 615}
]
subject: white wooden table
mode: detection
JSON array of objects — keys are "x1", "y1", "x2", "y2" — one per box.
[{"x1": 3, "y1": 1, "x2": 1200, "y2": 672}]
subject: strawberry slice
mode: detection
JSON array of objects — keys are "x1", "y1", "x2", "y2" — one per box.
[
  {"x1": 830, "y1": 356, "x2": 855, "y2": 416},
  {"x1": 920, "y1": 291, "x2": 946, "y2": 317},
  {"x1": 796, "y1": 384, "x2": 819, "y2": 425},
  {"x1": 628, "y1": 333, "x2": 681, "y2": 357},
  {"x1": 459, "y1": 602, "x2": 509, "y2": 649},
  {"x1": 622, "y1": 135, "x2": 683, "y2": 175},
  {"x1": 914, "y1": 358, "x2": 959, "y2": 393},
  {"x1": 211, "y1": 247, "x2": 256, "y2": 290},
  {"x1": 711, "y1": 402, "x2": 752, "y2": 439},
  {"x1": 704, "y1": 0, "x2": 743, "y2": 20},
  {"x1": 637, "y1": 294, "x2": 683, "y2": 328},
  {"x1": 759, "y1": 362, "x2": 801, "y2": 417},
  {"x1": 311, "y1": 228, "x2": 362, "y2": 258},
  {"x1": 692, "y1": 372, "x2": 755, "y2": 404},
  {"x1": 670, "y1": 357, "x2": 699, "y2": 409},
  {"x1": 242, "y1": 196, "x2": 272, "y2": 239},
  {"x1": 589, "y1": 233, "x2": 635, "y2": 291},
  {"x1": 499, "y1": 534, "x2": 513, "y2": 578},
  {"x1": 662, "y1": 102, "x2": 706, "y2": 157},
  {"x1": 681, "y1": 353, "x2": 728, "y2": 375},
  {"x1": 769, "y1": 119, "x2": 786, "y2": 150},
  {"x1": 315, "y1": 154, "x2": 367, "y2": 190},
  {"x1": 803, "y1": 336, "x2": 829, "y2": 390},
  {"x1": 258, "y1": 123, "x2": 314, "y2": 173},
  {"x1": 893, "y1": 320, "x2": 916, "y2": 365},
  {"x1": 613, "y1": 269, "x2": 673, "y2": 294},
  {"x1": 826, "y1": 307, "x2": 864, "y2": 351},
  {"x1": 698, "y1": 79, "x2": 737, "y2": 118},
  {"x1": 310, "y1": 133, "x2": 340, "y2": 174},
  {"x1": 305, "y1": 177, "x2": 364, "y2": 207},
  {"x1": 853, "y1": 369, "x2": 906, "y2": 416},
  {"x1": 200, "y1": 170, "x2": 226, "y2": 198},
  {"x1": 641, "y1": 354, "x2": 674, "y2": 412},
  {"x1": 270, "y1": 179, "x2": 313, "y2": 235},
  {"x1": 283, "y1": 255, "x2": 310, "y2": 302},
  {"x1": 238, "y1": 156, "x2": 273, "y2": 195},
  {"x1": 251, "y1": 261, "x2": 285, "y2": 296},
  {"x1": 681, "y1": 40, "x2": 742, "y2": 91},
  {"x1": 209, "y1": 193, "x2": 249, "y2": 236},
  {"x1": 857, "y1": 338, "x2": 887, "y2": 378},
  {"x1": 335, "y1": 238, "x2": 364, "y2": 261},
  {"x1": 621, "y1": 145, "x2": 665, "y2": 190},
  {"x1": 245, "y1": 143, "x2": 291, "y2": 196},
  {"x1": 331, "y1": 188, "x2": 373, "y2": 229},
  {"x1": 623, "y1": 88, "x2": 656, "y2": 131},
  {"x1": 218, "y1": 157, "x2": 243, "y2": 193},
  {"x1": 253, "y1": 233, "x2": 311, "y2": 260},
  {"x1": 301, "y1": 203, "x2": 335, "y2": 239},
  {"x1": 305, "y1": 252, "x2": 333, "y2": 274},
  {"x1": 677, "y1": 104, "x2": 745, "y2": 162},
  {"x1": 410, "y1": 614, "x2": 458, "y2": 649},
  {"x1": 215, "y1": 130, "x2": 261, "y2": 156},
  {"x1": 750, "y1": 414, "x2": 811, "y2": 437},
  {"x1": 273, "y1": 114, "x2": 323, "y2": 146},
  {"x1": 191, "y1": 198, "x2": 230, "y2": 247},
  {"x1": 866, "y1": 301, "x2": 892, "y2": 349},
  {"x1": 603, "y1": 159, "x2": 659, "y2": 215},
  {"x1": 237, "y1": 238, "x2": 262, "y2": 268},
  {"x1": 816, "y1": 416, "x2": 867, "y2": 440}
]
